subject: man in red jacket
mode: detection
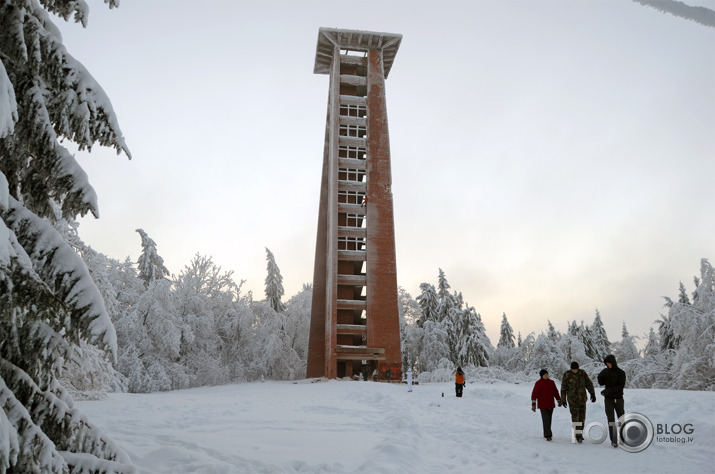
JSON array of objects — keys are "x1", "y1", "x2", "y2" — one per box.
[{"x1": 531, "y1": 369, "x2": 562, "y2": 441}]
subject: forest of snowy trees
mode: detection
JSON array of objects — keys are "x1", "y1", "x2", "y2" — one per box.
[
  {"x1": 59, "y1": 231, "x2": 311, "y2": 395},
  {"x1": 399, "y1": 262, "x2": 715, "y2": 392},
  {"x1": 52, "y1": 223, "x2": 715, "y2": 398}
]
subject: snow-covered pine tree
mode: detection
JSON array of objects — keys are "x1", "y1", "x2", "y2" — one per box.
[
  {"x1": 398, "y1": 287, "x2": 422, "y2": 373},
  {"x1": 678, "y1": 281, "x2": 691, "y2": 304},
  {"x1": 283, "y1": 284, "x2": 312, "y2": 368},
  {"x1": 416, "y1": 282, "x2": 438, "y2": 327},
  {"x1": 51, "y1": 210, "x2": 128, "y2": 397},
  {"x1": 591, "y1": 309, "x2": 610, "y2": 361},
  {"x1": 120, "y1": 278, "x2": 190, "y2": 392},
  {"x1": 556, "y1": 330, "x2": 589, "y2": 367},
  {"x1": 525, "y1": 334, "x2": 567, "y2": 378},
  {"x1": 0, "y1": 1, "x2": 133, "y2": 471},
  {"x1": 518, "y1": 332, "x2": 537, "y2": 368},
  {"x1": 214, "y1": 284, "x2": 252, "y2": 383},
  {"x1": 173, "y1": 254, "x2": 236, "y2": 387},
  {"x1": 692, "y1": 274, "x2": 701, "y2": 303},
  {"x1": 643, "y1": 327, "x2": 660, "y2": 358},
  {"x1": 264, "y1": 247, "x2": 285, "y2": 313},
  {"x1": 667, "y1": 259, "x2": 715, "y2": 390},
  {"x1": 417, "y1": 319, "x2": 450, "y2": 372},
  {"x1": 497, "y1": 313, "x2": 516, "y2": 349},
  {"x1": 469, "y1": 311, "x2": 493, "y2": 367},
  {"x1": 613, "y1": 322, "x2": 640, "y2": 362},
  {"x1": 136, "y1": 228, "x2": 170, "y2": 285},
  {"x1": 565, "y1": 320, "x2": 600, "y2": 361},
  {"x1": 251, "y1": 300, "x2": 302, "y2": 380},
  {"x1": 546, "y1": 320, "x2": 560, "y2": 344},
  {"x1": 567, "y1": 320, "x2": 579, "y2": 336},
  {"x1": 578, "y1": 321, "x2": 601, "y2": 361},
  {"x1": 435, "y1": 268, "x2": 453, "y2": 323}
]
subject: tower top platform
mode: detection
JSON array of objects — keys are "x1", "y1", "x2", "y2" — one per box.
[{"x1": 314, "y1": 27, "x2": 402, "y2": 78}]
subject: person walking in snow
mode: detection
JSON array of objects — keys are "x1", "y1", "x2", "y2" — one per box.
[
  {"x1": 598, "y1": 354, "x2": 626, "y2": 447},
  {"x1": 561, "y1": 361, "x2": 596, "y2": 443},
  {"x1": 454, "y1": 366, "x2": 465, "y2": 398},
  {"x1": 531, "y1": 369, "x2": 562, "y2": 441}
]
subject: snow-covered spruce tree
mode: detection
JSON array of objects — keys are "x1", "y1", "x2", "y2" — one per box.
[
  {"x1": 591, "y1": 309, "x2": 610, "y2": 361},
  {"x1": 173, "y1": 254, "x2": 237, "y2": 387},
  {"x1": 415, "y1": 282, "x2": 438, "y2": 327},
  {"x1": 556, "y1": 327, "x2": 589, "y2": 366},
  {"x1": 435, "y1": 268, "x2": 453, "y2": 323},
  {"x1": 613, "y1": 322, "x2": 640, "y2": 362},
  {"x1": 525, "y1": 334, "x2": 567, "y2": 379},
  {"x1": 250, "y1": 297, "x2": 302, "y2": 381},
  {"x1": 283, "y1": 284, "x2": 312, "y2": 367},
  {"x1": 643, "y1": 327, "x2": 660, "y2": 358},
  {"x1": 136, "y1": 228, "x2": 169, "y2": 286},
  {"x1": 214, "y1": 285, "x2": 252, "y2": 383},
  {"x1": 264, "y1": 247, "x2": 285, "y2": 313},
  {"x1": 678, "y1": 281, "x2": 691, "y2": 305},
  {"x1": 625, "y1": 326, "x2": 671, "y2": 389},
  {"x1": 546, "y1": 320, "x2": 560, "y2": 345},
  {"x1": 117, "y1": 277, "x2": 190, "y2": 393},
  {"x1": 492, "y1": 313, "x2": 519, "y2": 370},
  {"x1": 398, "y1": 286, "x2": 422, "y2": 372},
  {"x1": 0, "y1": 1, "x2": 133, "y2": 471},
  {"x1": 577, "y1": 321, "x2": 601, "y2": 361},
  {"x1": 418, "y1": 319, "x2": 450, "y2": 372},
  {"x1": 497, "y1": 313, "x2": 515, "y2": 349},
  {"x1": 667, "y1": 259, "x2": 715, "y2": 390},
  {"x1": 50, "y1": 205, "x2": 127, "y2": 398},
  {"x1": 458, "y1": 309, "x2": 492, "y2": 367}
]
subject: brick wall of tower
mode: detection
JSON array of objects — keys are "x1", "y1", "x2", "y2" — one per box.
[{"x1": 365, "y1": 49, "x2": 402, "y2": 380}]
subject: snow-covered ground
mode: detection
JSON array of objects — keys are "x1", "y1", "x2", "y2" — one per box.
[{"x1": 77, "y1": 380, "x2": 715, "y2": 473}]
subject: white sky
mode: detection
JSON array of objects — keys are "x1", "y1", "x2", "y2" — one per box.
[{"x1": 57, "y1": 0, "x2": 715, "y2": 345}]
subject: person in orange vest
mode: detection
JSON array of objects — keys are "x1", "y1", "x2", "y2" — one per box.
[{"x1": 455, "y1": 367, "x2": 465, "y2": 397}]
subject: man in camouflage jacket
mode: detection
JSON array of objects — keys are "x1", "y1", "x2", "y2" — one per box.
[{"x1": 561, "y1": 361, "x2": 596, "y2": 442}]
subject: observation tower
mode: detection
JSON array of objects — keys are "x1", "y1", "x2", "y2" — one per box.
[{"x1": 306, "y1": 28, "x2": 403, "y2": 381}]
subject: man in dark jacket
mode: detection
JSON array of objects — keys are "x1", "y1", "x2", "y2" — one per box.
[
  {"x1": 561, "y1": 361, "x2": 596, "y2": 442},
  {"x1": 598, "y1": 354, "x2": 626, "y2": 447}
]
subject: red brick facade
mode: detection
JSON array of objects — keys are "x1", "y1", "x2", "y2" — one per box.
[{"x1": 307, "y1": 29, "x2": 403, "y2": 381}]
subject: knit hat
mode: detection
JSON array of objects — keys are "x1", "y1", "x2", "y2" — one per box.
[
  {"x1": 539, "y1": 369, "x2": 548, "y2": 377},
  {"x1": 570, "y1": 361, "x2": 579, "y2": 370}
]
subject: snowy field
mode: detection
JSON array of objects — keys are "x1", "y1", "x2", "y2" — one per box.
[{"x1": 77, "y1": 380, "x2": 715, "y2": 473}]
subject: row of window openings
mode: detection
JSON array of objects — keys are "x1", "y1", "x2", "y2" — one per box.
[
  {"x1": 339, "y1": 145, "x2": 367, "y2": 160},
  {"x1": 340, "y1": 124, "x2": 367, "y2": 139},
  {"x1": 338, "y1": 191, "x2": 366, "y2": 205},
  {"x1": 338, "y1": 236, "x2": 366, "y2": 251},
  {"x1": 339, "y1": 168, "x2": 366, "y2": 182},
  {"x1": 345, "y1": 213, "x2": 366, "y2": 228},
  {"x1": 340, "y1": 104, "x2": 367, "y2": 118}
]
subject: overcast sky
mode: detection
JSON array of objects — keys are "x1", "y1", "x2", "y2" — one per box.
[{"x1": 57, "y1": 0, "x2": 714, "y2": 345}]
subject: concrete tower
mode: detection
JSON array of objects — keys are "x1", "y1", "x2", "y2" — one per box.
[{"x1": 306, "y1": 28, "x2": 403, "y2": 381}]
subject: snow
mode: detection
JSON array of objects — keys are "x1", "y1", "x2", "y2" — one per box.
[
  {"x1": 0, "y1": 61, "x2": 17, "y2": 138},
  {"x1": 76, "y1": 379, "x2": 715, "y2": 473}
]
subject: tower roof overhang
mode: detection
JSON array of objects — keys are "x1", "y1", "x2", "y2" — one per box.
[{"x1": 314, "y1": 27, "x2": 402, "y2": 78}]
